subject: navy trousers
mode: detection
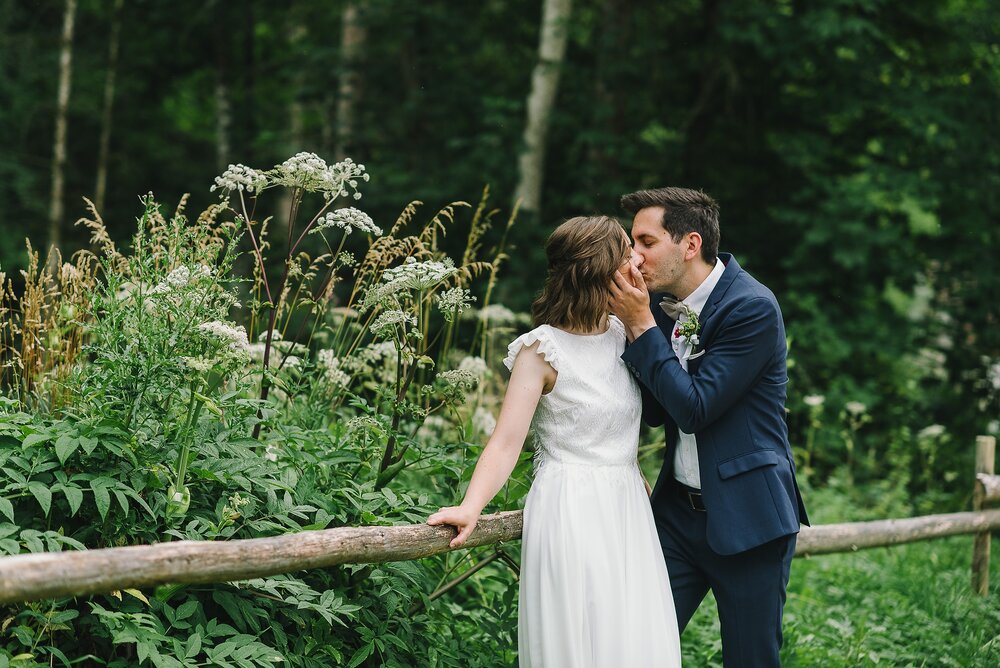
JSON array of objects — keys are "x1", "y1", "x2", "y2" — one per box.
[{"x1": 654, "y1": 481, "x2": 796, "y2": 667}]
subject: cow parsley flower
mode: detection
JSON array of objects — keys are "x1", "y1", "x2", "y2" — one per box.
[
  {"x1": 473, "y1": 407, "x2": 497, "y2": 436},
  {"x1": 362, "y1": 257, "x2": 458, "y2": 310},
  {"x1": 371, "y1": 309, "x2": 416, "y2": 338},
  {"x1": 310, "y1": 207, "x2": 382, "y2": 237},
  {"x1": 317, "y1": 349, "x2": 351, "y2": 388},
  {"x1": 210, "y1": 164, "x2": 269, "y2": 197},
  {"x1": 270, "y1": 152, "x2": 369, "y2": 201},
  {"x1": 438, "y1": 368, "x2": 478, "y2": 390},
  {"x1": 458, "y1": 356, "x2": 488, "y2": 379},
  {"x1": 474, "y1": 304, "x2": 517, "y2": 325},
  {"x1": 845, "y1": 401, "x2": 867, "y2": 417},
  {"x1": 197, "y1": 321, "x2": 251, "y2": 356},
  {"x1": 436, "y1": 287, "x2": 475, "y2": 322},
  {"x1": 150, "y1": 264, "x2": 213, "y2": 294}
]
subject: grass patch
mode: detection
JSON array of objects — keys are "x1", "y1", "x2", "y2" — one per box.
[{"x1": 679, "y1": 534, "x2": 1000, "y2": 666}]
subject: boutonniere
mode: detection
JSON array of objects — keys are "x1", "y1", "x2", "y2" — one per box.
[{"x1": 672, "y1": 306, "x2": 702, "y2": 360}]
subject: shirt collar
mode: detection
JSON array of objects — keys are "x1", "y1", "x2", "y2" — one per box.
[{"x1": 683, "y1": 259, "x2": 725, "y2": 317}]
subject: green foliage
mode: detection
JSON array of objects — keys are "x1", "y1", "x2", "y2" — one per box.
[{"x1": 0, "y1": 170, "x2": 523, "y2": 665}]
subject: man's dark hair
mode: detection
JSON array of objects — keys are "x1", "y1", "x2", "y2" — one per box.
[{"x1": 621, "y1": 187, "x2": 720, "y2": 264}]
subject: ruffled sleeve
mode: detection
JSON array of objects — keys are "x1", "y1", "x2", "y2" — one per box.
[{"x1": 503, "y1": 326, "x2": 560, "y2": 372}]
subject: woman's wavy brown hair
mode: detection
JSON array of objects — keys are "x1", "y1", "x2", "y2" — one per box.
[{"x1": 531, "y1": 215, "x2": 631, "y2": 331}]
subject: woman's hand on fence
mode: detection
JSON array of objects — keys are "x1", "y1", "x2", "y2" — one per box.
[{"x1": 427, "y1": 505, "x2": 480, "y2": 548}]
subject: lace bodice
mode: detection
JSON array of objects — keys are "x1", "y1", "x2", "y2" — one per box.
[{"x1": 503, "y1": 316, "x2": 642, "y2": 467}]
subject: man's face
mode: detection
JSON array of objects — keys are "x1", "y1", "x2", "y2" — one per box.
[{"x1": 630, "y1": 206, "x2": 687, "y2": 294}]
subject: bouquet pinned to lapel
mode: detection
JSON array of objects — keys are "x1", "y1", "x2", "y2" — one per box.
[{"x1": 659, "y1": 297, "x2": 704, "y2": 361}]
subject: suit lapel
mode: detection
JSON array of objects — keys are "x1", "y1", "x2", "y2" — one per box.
[
  {"x1": 686, "y1": 253, "x2": 740, "y2": 375},
  {"x1": 696, "y1": 253, "x2": 740, "y2": 326}
]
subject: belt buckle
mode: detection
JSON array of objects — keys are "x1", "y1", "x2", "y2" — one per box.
[{"x1": 687, "y1": 490, "x2": 706, "y2": 512}]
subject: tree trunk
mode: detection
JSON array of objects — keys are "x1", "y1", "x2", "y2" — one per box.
[
  {"x1": 94, "y1": 0, "x2": 124, "y2": 215},
  {"x1": 335, "y1": 0, "x2": 367, "y2": 162},
  {"x1": 276, "y1": 19, "x2": 307, "y2": 234},
  {"x1": 513, "y1": 0, "x2": 573, "y2": 217},
  {"x1": 47, "y1": 0, "x2": 77, "y2": 267},
  {"x1": 215, "y1": 65, "x2": 231, "y2": 171}
]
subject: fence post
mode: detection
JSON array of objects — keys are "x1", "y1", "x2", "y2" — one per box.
[{"x1": 973, "y1": 435, "x2": 996, "y2": 596}]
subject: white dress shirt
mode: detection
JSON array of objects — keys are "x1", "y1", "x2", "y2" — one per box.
[{"x1": 670, "y1": 258, "x2": 726, "y2": 489}]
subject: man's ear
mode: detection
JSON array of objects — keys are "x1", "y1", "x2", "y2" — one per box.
[{"x1": 685, "y1": 232, "x2": 703, "y2": 261}]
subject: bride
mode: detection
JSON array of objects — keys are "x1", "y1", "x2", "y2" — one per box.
[{"x1": 428, "y1": 215, "x2": 682, "y2": 667}]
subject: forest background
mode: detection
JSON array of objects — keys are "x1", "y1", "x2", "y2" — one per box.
[{"x1": 0, "y1": 0, "x2": 999, "y2": 666}]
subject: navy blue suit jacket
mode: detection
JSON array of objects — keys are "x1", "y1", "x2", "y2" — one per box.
[{"x1": 621, "y1": 253, "x2": 808, "y2": 555}]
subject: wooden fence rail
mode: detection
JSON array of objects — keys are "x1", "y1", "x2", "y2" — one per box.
[
  {"x1": 2, "y1": 508, "x2": 1000, "y2": 605},
  {"x1": 0, "y1": 435, "x2": 997, "y2": 605}
]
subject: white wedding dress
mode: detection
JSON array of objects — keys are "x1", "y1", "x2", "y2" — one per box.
[{"x1": 505, "y1": 316, "x2": 682, "y2": 667}]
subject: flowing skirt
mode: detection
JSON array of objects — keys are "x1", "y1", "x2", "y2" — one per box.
[{"x1": 518, "y1": 460, "x2": 682, "y2": 667}]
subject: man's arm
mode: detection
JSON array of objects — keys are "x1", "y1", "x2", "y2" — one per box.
[{"x1": 622, "y1": 296, "x2": 781, "y2": 434}]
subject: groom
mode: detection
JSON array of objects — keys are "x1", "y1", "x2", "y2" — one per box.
[{"x1": 609, "y1": 187, "x2": 808, "y2": 667}]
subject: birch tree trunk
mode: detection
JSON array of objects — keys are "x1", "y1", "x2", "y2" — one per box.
[
  {"x1": 47, "y1": 0, "x2": 77, "y2": 267},
  {"x1": 513, "y1": 0, "x2": 573, "y2": 218},
  {"x1": 94, "y1": 0, "x2": 124, "y2": 215},
  {"x1": 335, "y1": 0, "x2": 367, "y2": 162}
]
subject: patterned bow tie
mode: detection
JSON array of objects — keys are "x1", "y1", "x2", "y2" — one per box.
[{"x1": 659, "y1": 296, "x2": 688, "y2": 320}]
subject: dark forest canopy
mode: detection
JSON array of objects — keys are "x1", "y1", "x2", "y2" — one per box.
[{"x1": 0, "y1": 0, "x2": 998, "y2": 491}]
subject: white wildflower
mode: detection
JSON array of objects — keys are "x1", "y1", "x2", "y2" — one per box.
[
  {"x1": 317, "y1": 349, "x2": 351, "y2": 388},
  {"x1": 475, "y1": 304, "x2": 517, "y2": 325},
  {"x1": 197, "y1": 321, "x2": 251, "y2": 355},
  {"x1": 473, "y1": 407, "x2": 497, "y2": 436},
  {"x1": 210, "y1": 164, "x2": 269, "y2": 197},
  {"x1": 371, "y1": 309, "x2": 416, "y2": 338},
  {"x1": 362, "y1": 257, "x2": 458, "y2": 310},
  {"x1": 181, "y1": 356, "x2": 216, "y2": 373},
  {"x1": 845, "y1": 401, "x2": 867, "y2": 417},
  {"x1": 150, "y1": 264, "x2": 213, "y2": 295},
  {"x1": 804, "y1": 395, "x2": 825, "y2": 408},
  {"x1": 988, "y1": 359, "x2": 1000, "y2": 390},
  {"x1": 436, "y1": 287, "x2": 475, "y2": 322},
  {"x1": 458, "y1": 356, "x2": 489, "y2": 379},
  {"x1": 438, "y1": 368, "x2": 478, "y2": 389},
  {"x1": 917, "y1": 424, "x2": 946, "y2": 440},
  {"x1": 270, "y1": 152, "x2": 369, "y2": 201},
  {"x1": 310, "y1": 207, "x2": 382, "y2": 237}
]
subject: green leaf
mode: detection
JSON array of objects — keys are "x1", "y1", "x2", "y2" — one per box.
[
  {"x1": 21, "y1": 433, "x2": 50, "y2": 448},
  {"x1": 49, "y1": 609, "x2": 79, "y2": 624},
  {"x1": 54, "y1": 434, "x2": 79, "y2": 464},
  {"x1": 61, "y1": 485, "x2": 84, "y2": 516},
  {"x1": 346, "y1": 641, "x2": 374, "y2": 668},
  {"x1": 27, "y1": 481, "x2": 51, "y2": 516},
  {"x1": 175, "y1": 599, "x2": 198, "y2": 621},
  {"x1": 0, "y1": 497, "x2": 13, "y2": 522},
  {"x1": 114, "y1": 489, "x2": 130, "y2": 515},
  {"x1": 185, "y1": 632, "x2": 202, "y2": 659},
  {"x1": 79, "y1": 436, "x2": 99, "y2": 455},
  {"x1": 91, "y1": 481, "x2": 111, "y2": 521}
]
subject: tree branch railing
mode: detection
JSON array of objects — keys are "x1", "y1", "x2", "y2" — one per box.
[{"x1": 1, "y1": 436, "x2": 998, "y2": 605}]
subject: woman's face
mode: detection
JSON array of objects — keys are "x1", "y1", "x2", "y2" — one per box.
[{"x1": 616, "y1": 229, "x2": 640, "y2": 287}]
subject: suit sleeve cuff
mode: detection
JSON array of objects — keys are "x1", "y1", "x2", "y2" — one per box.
[{"x1": 621, "y1": 326, "x2": 671, "y2": 383}]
